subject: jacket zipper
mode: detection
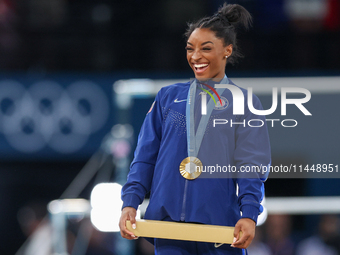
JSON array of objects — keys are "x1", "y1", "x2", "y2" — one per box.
[{"x1": 180, "y1": 179, "x2": 189, "y2": 221}]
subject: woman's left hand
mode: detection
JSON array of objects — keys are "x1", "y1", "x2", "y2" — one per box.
[{"x1": 231, "y1": 218, "x2": 255, "y2": 249}]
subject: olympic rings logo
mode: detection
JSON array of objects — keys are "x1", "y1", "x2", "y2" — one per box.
[{"x1": 0, "y1": 80, "x2": 110, "y2": 153}]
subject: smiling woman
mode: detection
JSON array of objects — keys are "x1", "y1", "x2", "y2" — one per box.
[
  {"x1": 119, "y1": 3, "x2": 271, "y2": 255},
  {"x1": 185, "y1": 4, "x2": 252, "y2": 80},
  {"x1": 186, "y1": 28, "x2": 232, "y2": 79}
]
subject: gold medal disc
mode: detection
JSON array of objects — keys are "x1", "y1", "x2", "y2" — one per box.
[{"x1": 179, "y1": 157, "x2": 203, "y2": 180}]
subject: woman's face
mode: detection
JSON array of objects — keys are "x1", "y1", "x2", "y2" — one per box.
[{"x1": 186, "y1": 28, "x2": 232, "y2": 80}]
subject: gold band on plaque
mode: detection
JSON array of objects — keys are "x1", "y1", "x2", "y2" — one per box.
[
  {"x1": 126, "y1": 219, "x2": 240, "y2": 244},
  {"x1": 179, "y1": 157, "x2": 202, "y2": 180}
]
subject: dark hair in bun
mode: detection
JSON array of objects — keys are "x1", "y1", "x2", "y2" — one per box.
[{"x1": 184, "y1": 3, "x2": 252, "y2": 65}]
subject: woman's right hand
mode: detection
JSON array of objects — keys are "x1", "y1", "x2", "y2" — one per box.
[{"x1": 119, "y1": 206, "x2": 138, "y2": 240}]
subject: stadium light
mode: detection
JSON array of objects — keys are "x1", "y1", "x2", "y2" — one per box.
[{"x1": 90, "y1": 182, "x2": 140, "y2": 232}]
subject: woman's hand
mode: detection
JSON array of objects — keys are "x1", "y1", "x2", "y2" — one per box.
[
  {"x1": 119, "y1": 207, "x2": 138, "y2": 240},
  {"x1": 231, "y1": 218, "x2": 255, "y2": 249}
]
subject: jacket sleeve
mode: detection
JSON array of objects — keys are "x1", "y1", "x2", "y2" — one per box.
[
  {"x1": 234, "y1": 93, "x2": 271, "y2": 223},
  {"x1": 121, "y1": 91, "x2": 163, "y2": 210}
]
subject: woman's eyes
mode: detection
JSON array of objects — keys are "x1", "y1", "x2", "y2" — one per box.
[{"x1": 185, "y1": 47, "x2": 212, "y2": 51}]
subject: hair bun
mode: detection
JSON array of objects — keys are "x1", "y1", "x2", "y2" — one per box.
[
  {"x1": 217, "y1": 3, "x2": 252, "y2": 29},
  {"x1": 184, "y1": 2, "x2": 252, "y2": 65},
  {"x1": 217, "y1": 13, "x2": 230, "y2": 25}
]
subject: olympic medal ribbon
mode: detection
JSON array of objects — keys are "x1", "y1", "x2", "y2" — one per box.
[{"x1": 180, "y1": 76, "x2": 229, "y2": 180}]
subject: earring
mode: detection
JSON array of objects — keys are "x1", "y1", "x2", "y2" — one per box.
[{"x1": 226, "y1": 55, "x2": 228, "y2": 59}]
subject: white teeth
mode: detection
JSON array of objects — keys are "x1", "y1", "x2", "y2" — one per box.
[{"x1": 194, "y1": 64, "x2": 208, "y2": 68}]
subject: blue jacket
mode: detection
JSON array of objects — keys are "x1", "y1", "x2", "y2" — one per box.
[{"x1": 122, "y1": 78, "x2": 271, "y2": 227}]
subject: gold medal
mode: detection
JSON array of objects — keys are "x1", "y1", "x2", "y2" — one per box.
[{"x1": 179, "y1": 157, "x2": 203, "y2": 180}]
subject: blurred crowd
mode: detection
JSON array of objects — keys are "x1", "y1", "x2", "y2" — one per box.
[
  {"x1": 0, "y1": 0, "x2": 339, "y2": 72},
  {"x1": 16, "y1": 201, "x2": 340, "y2": 255},
  {"x1": 249, "y1": 214, "x2": 340, "y2": 255}
]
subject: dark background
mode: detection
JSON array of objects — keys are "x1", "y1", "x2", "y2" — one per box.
[{"x1": 1, "y1": 0, "x2": 340, "y2": 72}]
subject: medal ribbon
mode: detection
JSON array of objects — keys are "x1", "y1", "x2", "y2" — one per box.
[{"x1": 186, "y1": 76, "x2": 229, "y2": 158}]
